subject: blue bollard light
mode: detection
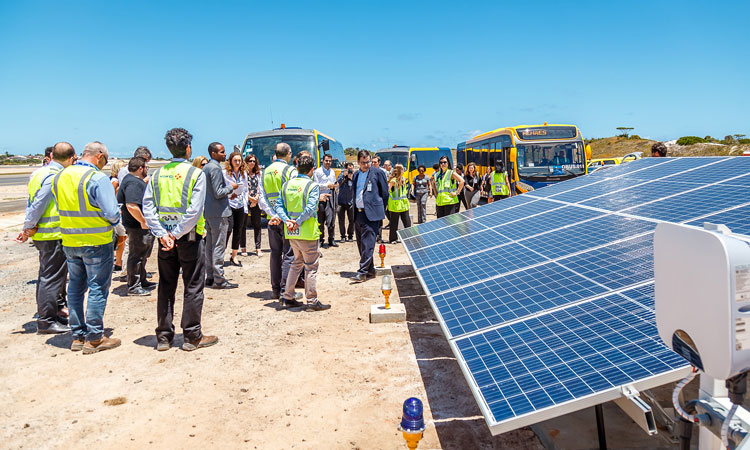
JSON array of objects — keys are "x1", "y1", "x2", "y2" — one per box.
[{"x1": 399, "y1": 397, "x2": 425, "y2": 449}]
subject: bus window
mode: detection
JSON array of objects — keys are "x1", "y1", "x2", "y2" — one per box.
[
  {"x1": 318, "y1": 138, "x2": 345, "y2": 169},
  {"x1": 244, "y1": 134, "x2": 316, "y2": 168}
]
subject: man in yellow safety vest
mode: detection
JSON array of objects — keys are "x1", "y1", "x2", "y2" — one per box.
[
  {"x1": 275, "y1": 154, "x2": 331, "y2": 311},
  {"x1": 142, "y1": 127, "x2": 218, "y2": 352},
  {"x1": 15, "y1": 142, "x2": 76, "y2": 334},
  {"x1": 52, "y1": 141, "x2": 122, "y2": 354},
  {"x1": 489, "y1": 160, "x2": 511, "y2": 202}
]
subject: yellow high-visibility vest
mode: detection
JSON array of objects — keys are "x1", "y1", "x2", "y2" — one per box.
[
  {"x1": 52, "y1": 164, "x2": 113, "y2": 247},
  {"x1": 28, "y1": 165, "x2": 62, "y2": 241}
]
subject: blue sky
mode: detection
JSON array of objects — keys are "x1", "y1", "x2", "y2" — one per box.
[{"x1": 1, "y1": 1, "x2": 748, "y2": 158}]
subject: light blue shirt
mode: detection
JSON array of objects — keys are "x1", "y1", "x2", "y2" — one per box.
[
  {"x1": 274, "y1": 174, "x2": 320, "y2": 226},
  {"x1": 355, "y1": 168, "x2": 368, "y2": 208},
  {"x1": 24, "y1": 161, "x2": 63, "y2": 230},
  {"x1": 142, "y1": 158, "x2": 207, "y2": 239},
  {"x1": 74, "y1": 160, "x2": 121, "y2": 226},
  {"x1": 258, "y1": 158, "x2": 298, "y2": 219}
]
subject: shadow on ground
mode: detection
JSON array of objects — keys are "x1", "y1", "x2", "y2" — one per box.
[{"x1": 392, "y1": 264, "x2": 541, "y2": 450}]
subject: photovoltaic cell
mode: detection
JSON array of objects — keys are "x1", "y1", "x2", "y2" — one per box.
[{"x1": 399, "y1": 157, "x2": 746, "y2": 434}]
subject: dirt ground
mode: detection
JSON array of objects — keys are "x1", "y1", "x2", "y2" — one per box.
[{"x1": 0, "y1": 201, "x2": 542, "y2": 450}]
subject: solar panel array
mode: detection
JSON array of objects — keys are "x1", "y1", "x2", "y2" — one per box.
[{"x1": 399, "y1": 157, "x2": 750, "y2": 434}]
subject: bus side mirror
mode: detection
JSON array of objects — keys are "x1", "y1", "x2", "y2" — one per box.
[
  {"x1": 509, "y1": 147, "x2": 517, "y2": 163},
  {"x1": 585, "y1": 144, "x2": 592, "y2": 161},
  {"x1": 320, "y1": 139, "x2": 330, "y2": 151}
]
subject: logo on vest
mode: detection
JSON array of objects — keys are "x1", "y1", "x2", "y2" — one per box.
[{"x1": 175, "y1": 173, "x2": 182, "y2": 181}]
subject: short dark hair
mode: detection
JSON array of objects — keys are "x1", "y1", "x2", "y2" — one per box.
[
  {"x1": 418, "y1": 165, "x2": 426, "y2": 171},
  {"x1": 208, "y1": 142, "x2": 224, "y2": 156},
  {"x1": 133, "y1": 146, "x2": 152, "y2": 161},
  {"x1": 651, "y1": 142, "x2": 667, "y2": 157},
  {"x1": 52, "y1": 142, "x2": 75, "y2": 162},
  {"x1": 372, "y1": 155, "x2": 381, "y2": 163},
  {"x1": 297, "y1": 155, "x2": 314, "y2": 174},
  {"x1": 357, "y1": 149, "x2": 371, "y2": 161},
  {"x1": 44, "y1": 146, "x2": 54, "y2": 159},
  {"x1": 323, "y1": 153, "x2": 332, "y2": 160},
  {"x1": 128, "y1": 156, "x2": 147, "y2": 173},
  {"x1": 165, "y1": 128, "x2": 193, "y2": 158},
  {"x1": 344, "y1": 162, "x2": 354, "y2": 168},
  {"x1": 432, "y1": 163, "x2": 439, "y2": 170},
  {"x1": 495, "y1": 161, "x2": 505, "y2": 171}
]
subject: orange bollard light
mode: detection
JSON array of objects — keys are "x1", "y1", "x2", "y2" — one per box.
[
  {"x1": 381, "y1": 275, "x2": 392, "y2": 309},
  {"x1": 379, "y1": 243, "x2": 386, "y2": 268}
]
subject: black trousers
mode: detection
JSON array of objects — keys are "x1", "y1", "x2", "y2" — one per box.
[
  {"x1": 156, "y1": 235, "x2": 205, "y2": 343},
  {"x1": 268, "y1": 223, "x2": 295, "y2": 295},
  {"x1": 337, "y1": 204, "x2": 354, "y2": 239},
  {"x1": 126, "y1": 227, "x2": 154, "y2": 290},
  {"x1": 317, "y1": 199, "x2": 335, "y2": 243},
  {"x1": 492, "y1": 194, "x2": 509, "y2": 201},
  {"x1": 33, "y1": 239, "x2": 67, "y2": 328},
  {"x1": 226, "y1": 207, "x2": 247, "y2": 251},
  {"x1": 436, "y1": 204, "x2": 456, "y2": 218},
  {"x1": 458, "y1": 191, "x2": 468, "y2": 210},
  {"x1": 248, "y1": 204, "x2": 262, "y2": 249},
  {"x1": 355, "y1": 211, "x2": 380, "y2": 275},
  {"x1": 388, "y1": 210, "x2": 412, "y2": 242}
]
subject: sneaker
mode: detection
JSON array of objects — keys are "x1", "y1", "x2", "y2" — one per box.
[
  {"x1": 306, "y1": 301, "x2": 331, "y2": 312},
  {"x1": 70, "y1": 338, "x2": 85, "y2": 352},
  {"x1": 182, "y1": 335, "x2": 219, "y2": 351},
  {"x1": 82, "y1": 336, "x2": 121, "y2": 355},
  {"x1": 127, "y1": 287, "x2": 151, "y2": 296},
  {"x1": 348, "y1": 236, "x2": 353, "y2": 241},
  {"x1": 156, "y1": 340, "x2": 171, "y2": 352}
]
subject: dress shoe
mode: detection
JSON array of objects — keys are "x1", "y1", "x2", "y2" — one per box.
[
  {"x1": 128, "y1": 287, "x2": 151, "y2": 296},
  {"x1": 182, "y1": 335, "x2": 218, "y2": 351},
  {"x1": 306, "y1": 301, "x2": 331, "y2": 312},
  {"x1": 367, "y1": 271, "x2": 377, "y2": 279},
  {"x1": 210, "y1": 281, "x2": 238, "y2": 289},
  {"x1": 114, "y1": 265, "x2": 122, "y2": 272},
  {"x1": 205, "y1": 279, "x2": 214, "y2": 288},
  {"x1": 321, "y1": 243, "x2": 329, "y2": 249},
  {"x1": 328, "y1": 240, "x2": 339, "y2": 247},
  {"x1": 340, "y1": 236, "x2": 347, "y2": 242},
  {"x1": 352, "y1": 273, "x2": 368, "y2": 283},
  {"x1": 37, "y1": 321, "x2": 70, "y2": 335},
  {"x1": 348, "y1": 236, "x2": 353, "y2": 241},
  {"x1": 142, "y1": 281, "x2": 157, "y2": 290},
  {"x1": 229, "y1": 258, "x2": 242, "y2": 267},
  {"x1": 156, "y1": 340, "x2": 171, "y2": 351},
  {"x1": 82, "y1": 336, "x2": 121, "y2": 355},
  {"x1": 70, "y1": 337, "x2": 85, "y2": 352},
  {"x1": 280, "y1": 298, "x2": 305, "y2": 308}
]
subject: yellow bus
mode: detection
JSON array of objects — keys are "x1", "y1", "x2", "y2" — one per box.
[
  {"x1": 375, "y1": 145, "x2": 453, "y2": 186},
  {"x1": 457, "y1": 123, "x2": 591, "y2": 194},
  {"x1": 239, "y1": 125, "x2": 345, "y2": 174}
]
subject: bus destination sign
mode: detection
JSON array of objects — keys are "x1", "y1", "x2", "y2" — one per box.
[{"x1": 517, "y1": 126, "x2": 577, "y2": 140}]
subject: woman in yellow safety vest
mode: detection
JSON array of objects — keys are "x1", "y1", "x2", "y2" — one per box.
[
  {"x1": 434, "y1": 156, "x2": 465, "y2": 218},
  {"x1": 489, "y1": 160, "x2": 511, "y2": 203},
  {"x1": 387, "y1": 164, "x2": 412, "y2": 243}
]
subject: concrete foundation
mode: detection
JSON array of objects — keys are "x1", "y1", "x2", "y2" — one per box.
[
  {"x1": 370, "y1": 303, "x2": 406, "y2": 323},
  {"x1": 374, "y1": 266, "x2": 392, "y2": 276}
]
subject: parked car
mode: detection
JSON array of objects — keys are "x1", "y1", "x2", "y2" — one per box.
[{"x1": 621, "y1": 151, "x2": 643, "y2": 163}]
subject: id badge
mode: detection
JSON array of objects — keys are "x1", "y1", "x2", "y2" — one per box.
[
  {"x1": 287, "y1": 227, "x2": 301, "y2": 237},
  {"x1": 367, "y1": 181, "x2": 372, "y2": 192}
]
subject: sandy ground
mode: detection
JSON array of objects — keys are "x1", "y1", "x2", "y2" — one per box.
[{"x1": 0, "y1": 201, "x2": 542, "y2": 450}]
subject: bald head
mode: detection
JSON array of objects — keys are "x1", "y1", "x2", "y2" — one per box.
[{"x1": 52, "y1": 142, "x2": 75, "y2": 165}]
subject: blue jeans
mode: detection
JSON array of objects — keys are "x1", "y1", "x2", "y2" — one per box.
[{"x1": 63, "y1": 242, "x2": 114, "y2": 341}]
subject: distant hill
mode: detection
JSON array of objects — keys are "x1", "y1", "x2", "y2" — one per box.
[{"x1": 588, "y1": 136, "x2": 750, "y2": 159}]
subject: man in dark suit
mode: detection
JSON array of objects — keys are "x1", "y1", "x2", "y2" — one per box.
[
  {"x1": 203, "y1": 142, "x2": 238, "y2": 290},
  {"x1": 351, "y1": 150, "x2": 389, "y2": 282}
]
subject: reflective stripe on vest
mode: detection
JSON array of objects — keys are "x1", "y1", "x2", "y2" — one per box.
[
  {"x1": 151, "y1": 162, "x2": 205, "y2": 235},
  {"x1": 281, "y1": 177, "x2": 320, "y2": 240},
  {"x1": 388, "y1": 182, "x2": 409, "y2": 213},
  {"x1": 435, "y1": 170, "x2": 458, "y2": 206},
  {"x1": 28, "y1": 166, "x2": 62, "y2": 241},
  {"x1": 52, "y1": 164, "x2": 113, "y2": 247},
  {"x1": 262, "y1": 161, "x2": 294, "y2": 201},
  {"x1": 491, "y1": 171, "x2": 509, "y2": 196}
]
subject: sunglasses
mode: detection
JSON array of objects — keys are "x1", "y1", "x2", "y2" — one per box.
[{"x1": 440, "y1": 161, "x2": 448, "y2": 164}]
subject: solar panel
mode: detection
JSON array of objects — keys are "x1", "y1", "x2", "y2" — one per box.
[{"x1": 399, "y1": 157, "x2": 750, "y2": 435}]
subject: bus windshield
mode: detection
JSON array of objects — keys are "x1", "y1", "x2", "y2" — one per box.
[
  {"x1": 375, "y1": 151, "x2": 410, "y2": 169},
  {"x1": 243, "y1": 135, "x2": 316, "y2": 168},
  {"x1": 516, "y1": 142, "x2": 585, "y2": 179},
  {"x1": 411, "y1": 149, "x2": 452, "y2": 170}
]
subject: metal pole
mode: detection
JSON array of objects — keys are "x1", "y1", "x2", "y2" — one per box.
[{"x1": 596, "y1": 404, "x2": 607, "y2": 450}]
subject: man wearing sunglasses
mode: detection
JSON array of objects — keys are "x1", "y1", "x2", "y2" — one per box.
[{"x1": 52, "y1": 141, "x2": 122, "y2": 354}]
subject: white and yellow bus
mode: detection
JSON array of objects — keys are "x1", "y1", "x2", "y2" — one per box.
[{"x1": 239, "y1": 125, "x2": 345, "y2": 173}]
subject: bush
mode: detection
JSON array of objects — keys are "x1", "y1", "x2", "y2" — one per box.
[
  {"x1": 739, "y1": 139, "x2": 750, "y2": 145},
  {"x1": 676, "y1": 136, "x2": 707, "y2": 145},
  {"x1": 629, "y1": 135, "x2": 641, "y2": 140}
]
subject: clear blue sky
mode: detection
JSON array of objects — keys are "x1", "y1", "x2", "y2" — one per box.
[{"x1": 1, "y1": 1, "x2": 748, "y2": 158}]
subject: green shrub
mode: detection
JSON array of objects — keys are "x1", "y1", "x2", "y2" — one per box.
[
  {"x1": 739, "y1": 139, "x2": 750, "y2": 145},
  {"x1": 676, "y1": 136, "x2": 707, "y2": 145},
  {"x1": 629, "y1": 135, "x2": 641, "y2": 140}
]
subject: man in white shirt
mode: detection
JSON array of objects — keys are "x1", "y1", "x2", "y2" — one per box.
[{"x1": 313, "y1": 153, "x2": 338, "y2": 248}]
